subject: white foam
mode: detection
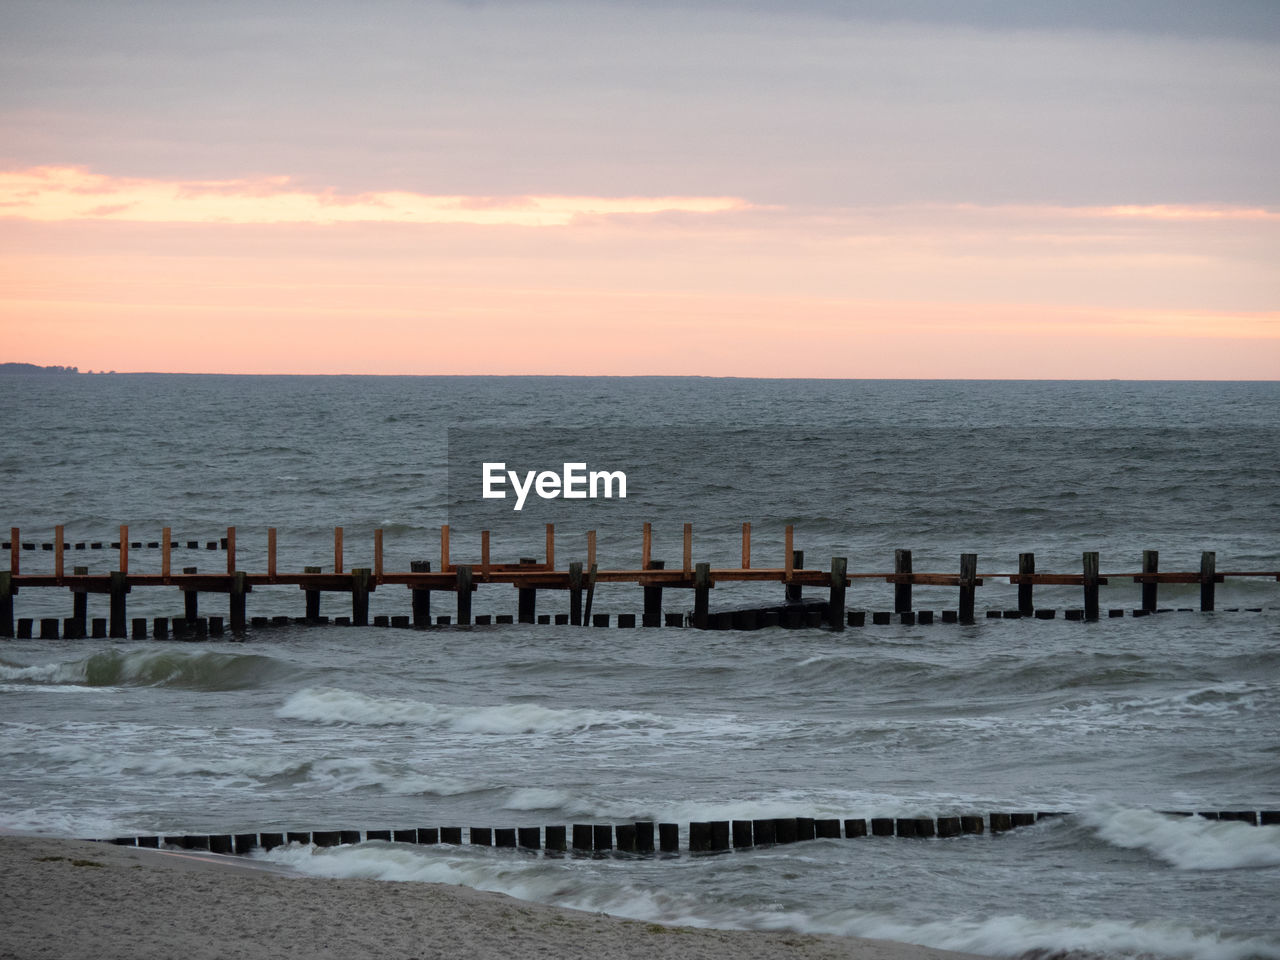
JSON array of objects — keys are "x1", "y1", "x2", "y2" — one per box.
[
  {"x1": 1080, "y1": 804, "x2": 1280, "y2": 870},
  {"x1": 503, "y1": 787, "x2": 574, "y2": 811},
  {"x1": 822, "y1": 912, "x2": 1280, "y2": 960},
  {"x1": 257, "y1": 843, "x2": 1280, "y2": 960},
  {"x1": 276, "y1": 686, "x2": 667, "y2": 735}
]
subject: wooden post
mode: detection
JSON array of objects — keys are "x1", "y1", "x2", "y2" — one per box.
[
  {"x1": 456, "y1": 565, "x2": 472, "y2": 625},
  {"x1": 545, "y1": 523, "x2": 555, "y2": 569},
  {"x1": 894, "y1": 549, "x2": 912, "y2": 613},
  {"x1": 784, "y1": 526, "x2": 794, "y2": 580},
  {"x1": 0, "y1": 571, "x2": 13, "y2": 637},
  {"x1": 683, "y1": 523, "x2": 692, "y2": 573},
  {"x1": 109, "y1": 570, "x2": 128, "y2": 638},
  {"x1": 352, "y1": 568, "x2": 371, "y2": 626},
  {"x1": 374, "y1": 529, "x2": 383, "y2": 579},
  {"x1": 119, "y1": 525, "x2": 128, "y2": 574},
  {"x1": 9, "y1": 527, "x2": 17, "y2": 576},
  {"x1": 1200, "y1": 551, "x2": 1216, "y2": 612},
  {"x1": 829, "y1": 558, "x2": 847, "y2": 630},
  {"x1": 786, "y1": 551, "x2": 803, "y2": 603},
  {"x1": 161, "y1": 527, "x2": 171, "y2": 580},
  {"x1": 1083, "y1": 552, "x2": 1100, "y2": 621},
  {"x1": 694, "y1": 562, "x2": 711, "y2": 629},
  {"x1": 587, "y1": 530, "x2": 597, "y2": 571},
  {"x1": 958, "y1": 553, "x2": 977, "y2": 624},
  {"x1": 481, "y1": 530, "x2": 490, "y2": 575},
  {"x1": 55, "y1": 525, "x2": 64, "y2": 582},
  {"x1": 643, "y1": 559, "x2": 664, "y2": 627},
  {"x1": 1141, "y1": 550, "x2": 1158, "y2": 613},
  {"x1": 742, "y1": 522, "x2": 751, "y2": 568},
  {"x1": 184, "y1": 568, "x2": 199, "y2": 622},
  {"x1": 583, "y1": 563, "x2": 598, "y2": 625},
  {"x1": 439, "y1": 525, "x2": 449, "y2": 572},
  {"x1": 335, "y1": 527, "x2": 344, "y2": 574},
  {"x1": 226, "y1": 526, "x2": 236, "y2": 574},
  {"x1": 304, "y1": 566, "x2": 322, "y2": 620},
  {"x1": 641, "y1": 522, "x2": 651, "y2": 571},
  {"x1": 410, "y1": 560, "x2": 431, "y2": 627},
  {"x1": 1018, "y1": 552, "x2": 1035, "y2": 617},
  {"x1": 72, "y1": 567, "x2": 88, "y2": 635},
  {"x1": 518, "y1": 558, "x2": 537, "y2": 623},
  {"x1": 568, "y1": 562, "x2": 583, "y2": 626},
  {"x1": 229, "y1": 571, "x2": 247, "y2": 631},
  {"x1": 267, "y1": 527, "x2": 276, "y2": 580}
]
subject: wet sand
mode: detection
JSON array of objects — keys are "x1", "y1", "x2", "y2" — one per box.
[{"x1": 0, "y1": 835, "x2": 993, "y2": 960}]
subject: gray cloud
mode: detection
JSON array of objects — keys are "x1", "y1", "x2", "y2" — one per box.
[{"x1": 2, "y1": 0, "x2": 1277, "y2": 207}]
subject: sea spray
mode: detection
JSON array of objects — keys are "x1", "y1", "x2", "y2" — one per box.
[{"x1": 1079, "y1": 805, "x2": 1280, "y2": 870}]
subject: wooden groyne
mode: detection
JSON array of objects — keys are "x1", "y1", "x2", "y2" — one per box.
[
  {"x1": 94, "y1": 809, "x2": 1280, "y2": 856},
  {"x1": 3, "y1": 523, "x2": 1277, "y2": 637}
]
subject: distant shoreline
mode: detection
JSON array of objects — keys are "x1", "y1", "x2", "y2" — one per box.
[{"x1": 0, "y1": 362, "x2": 83, "y2": 374}]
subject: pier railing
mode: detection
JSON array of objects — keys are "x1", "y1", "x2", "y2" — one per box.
[{"x1": 3, "y1": 523, "x2": 1276, "y2": 638}]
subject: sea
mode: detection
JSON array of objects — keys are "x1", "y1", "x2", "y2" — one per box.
[{"x1": 2, "y1": 375, "x2": 1278, "y2": 960}]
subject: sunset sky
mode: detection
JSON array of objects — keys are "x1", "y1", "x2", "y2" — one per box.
[{"x1": 2, "y1": 0, "x2": 1277, "y2": 377}]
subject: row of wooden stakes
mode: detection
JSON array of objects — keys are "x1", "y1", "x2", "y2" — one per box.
[{"x1": 98, "y1": 809, "x2": 1278, "y2": 857}]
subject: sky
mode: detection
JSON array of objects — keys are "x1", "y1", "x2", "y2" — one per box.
[{"x1": 1, "y1": 0, "x2": 1278, "y2": 377}]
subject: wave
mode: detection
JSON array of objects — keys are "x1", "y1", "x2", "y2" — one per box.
[
  {"x1": 0, "y1": 649, "x2": 293, "y2": 691},
  {"x1": 259, "y1": 843, "x2": 1280, "y2": 960},
  {"x1": 1080, "y1": 805, "x2": 1280, "y2": 870},
  {"x1": 276, "y1": 687, "x2": 671, "y2": 734}
]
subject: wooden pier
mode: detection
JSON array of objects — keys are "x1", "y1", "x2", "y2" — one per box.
[{"x1": 3, "y1": 523, "x2": 1277, "y2": 637}]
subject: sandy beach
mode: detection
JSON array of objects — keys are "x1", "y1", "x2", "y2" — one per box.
[{"x1": 0, "y1": 835, "x2": 994, "y2": 960}]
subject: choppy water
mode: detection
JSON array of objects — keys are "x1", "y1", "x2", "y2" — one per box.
[{"x1": 2, "y1": 376, "x2": 1278, "y2": 960}]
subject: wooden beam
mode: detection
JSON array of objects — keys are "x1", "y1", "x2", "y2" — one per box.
[
  {"x1": 546, "y1": 523, "x2": 555, "y2": 570},
  {"x1": 55, "y1": 525, "x2": 64, "y2": 582},
  {"x1": 226, "y1": 526, "x2": 236, "y2": 574},
  {"x1": 481, "y1": 530, "x2": 490, "y2": 575},
  {"x1": 335, "y1": 526, "x2": 344, "y2": 574},
  {"x1": 120, "y1": 524, "x2": 128, "y2": 574},
  {"x1": 161, "y1": 527, "x2": 171, "y2": 580},
  {"x1": 742, "y1": 522, "x2": 751, "y2": 569},
  {"x1": 683, "y1": 523, "x2": 692, "y2": 573},
  {"x1": 587, "y1": 530, "x2": 597, "y2": 570},
  {"x1": 784, "y1": 526, "x2": 794, "y2": 580},
  {"x1": 641, "y1": 522, "x2": 651, "y2": 571},
  {"x1": 267, "y1": 527, "x2": 277, "y2": 579},
  {"x1": 374, "y1": 528, "x2": 383, "y2": 578},
  {"x1": 440, "y1": 524, "x2": 450, "y2": 572}
]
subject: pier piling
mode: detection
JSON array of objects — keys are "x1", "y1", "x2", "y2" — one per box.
[
  {"x1": 1018, "y1": 553, "x2": 1035, "y2": 616},
  {"x1": 410, "y1": 560, "x2": 431, "y2": 626},
  {"x1": 894, "y1": 549, "x2": 912, "y2": 613},
  {"x1": 1142, "y1": 550, "x2": 1159, "y2": 612}
]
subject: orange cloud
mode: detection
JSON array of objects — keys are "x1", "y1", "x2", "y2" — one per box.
[{"x1": 0, "y1": 166, "x2": 750, "y2": 226}]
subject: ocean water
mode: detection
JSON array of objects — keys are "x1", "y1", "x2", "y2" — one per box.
[{"x1": 2, "y1": 376, "x2": 1279, "y2": 960}]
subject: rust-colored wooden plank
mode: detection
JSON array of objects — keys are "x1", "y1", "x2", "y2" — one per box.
[
  {"x1": 642, "y1": 522, "x2": 651, "y2": 570},
  {"x1": 120, "y1": 525, "x2": 128, "y2": 574},
  {"x1": 784, "y1": 526, "x2": 794, "y2": 580},
  {"x1": 55, "y1": 525, "x2": 64, "y2": 582},
  {"x1": 334, "y1": 526, "x2": 344, "y2": 574},
  {"x1": 226, "y1": 526, "x2": 236, "y2": 574},
  {"x1": 267, "y1": 527, "x2": 277, "y2": 579},
  {"x1": 374, "y1": 528, "x2": 383, "y2": 578},
  {"x1": 161, "y1": 527, "x2": 171, "y2": 580},
  {"x1": 440, "y1": 524, "x2": 450, "y2": 572},
  {"x1": 683, "y1": 523, "x2": 692, "y2": 573},
  {"x1": 587, "y1": 530, "x2": 597, "y2": 570},
  {"x1": 481, "y1": 530, "x2": 490, "y2": 575},
  {"x1": 742, "y1": 522, "x2": 751, "y2": 569},
  {"x1": 546, "y1": 523, "x2": 555, "y2": 570}
]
